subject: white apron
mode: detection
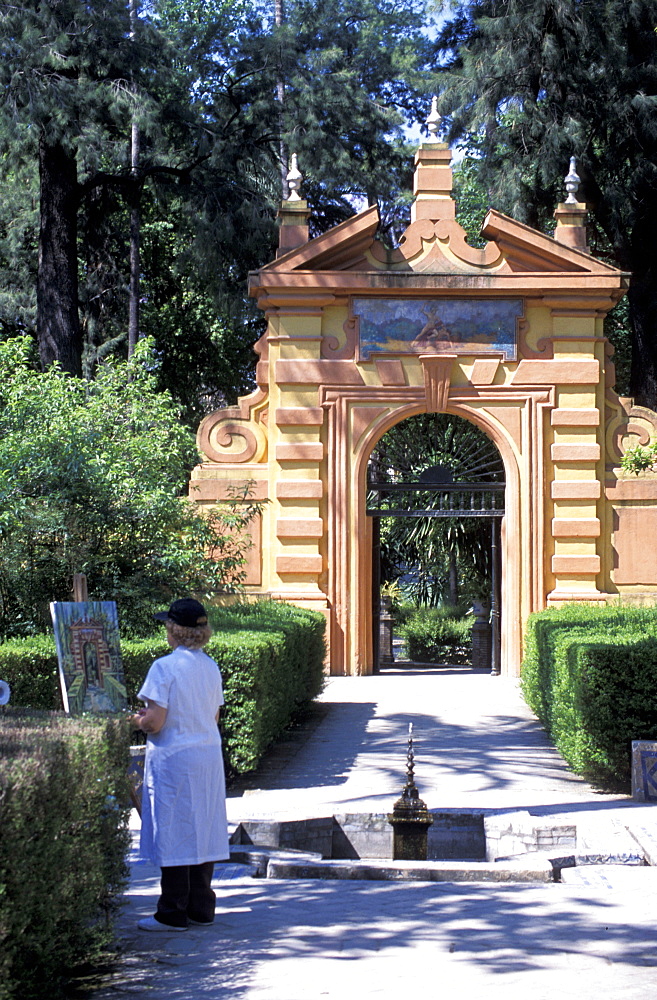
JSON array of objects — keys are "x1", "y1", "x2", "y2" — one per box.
[{"x1": 138, "y1": 645, "x2": 229, "y2": 867}]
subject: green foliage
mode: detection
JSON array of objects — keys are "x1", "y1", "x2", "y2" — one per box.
[
  {"x1": 452, "y1": 156, "x2": 490, "y2": 249},
  {"x1": 521, "y1": 604, "x2": 657, "y2": 787},
  {"x1": 620, "y1": 440, "x2": 657, "y2": 476},
  {"x1": 0, "y1": 158, "x2": 38, "y2": 340},
  {"x1": 0, "y1": 337, "x2": 260, "y2": 637},
  {"x1": 205, "y1": 602, "x2": 328, "y2": 773},
  {"x1": 435, "y1": 0, "x2": 657, "y2": 407},
  {"x1": 0, "y1": 636, "x2": 59, "y2": 710},
  {"x1": 370, "y1": 412, "x2": 503, "y2": 606},
  {"x1": 400, "y1": 606, "x2": 472, "y2": 665},
  {"x1": 604, "y1": 296, "x2": 632, "y2": 398},
  {"x1": 0, "y1": 712, "x2": 131, "y2": 1000},
  {"x1": 0, "y1": 0, "x2": 434, "y2": 412}
]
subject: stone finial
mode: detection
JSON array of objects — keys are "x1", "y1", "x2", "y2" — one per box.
[
  {"x1": 426, "y1": 96, "x2": 441, "y2": 137},
  {"x1": 286, "y1": 153, "x2": 303, "y2": 202},
  {"x1": 554, "y1": 155, "x2": 588, "y2": 252},
  {"x1": 564, "y1": 156, "x2": 581, "y2": 205},
  {"x1": 277, "y1": 153, "x2": 310, "y2": 255}
]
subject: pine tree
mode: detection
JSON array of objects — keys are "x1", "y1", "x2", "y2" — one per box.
[
  {"x1": 0, "y1": 0, "x2": 432, "y2": 398},
  {"x1": 434, "y1": 0, "x2": 657, "y2": 407},
  {"x1": 0, "y1": 1, "x2": 143, "y2": 373}
]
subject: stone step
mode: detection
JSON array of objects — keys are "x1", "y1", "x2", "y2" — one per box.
[
  {"x1": 228, "y1": 843, "x2": 323, "y2": 877},
  {"x1": 266, "y1": 856, "x2": 554, "y2": 883}
]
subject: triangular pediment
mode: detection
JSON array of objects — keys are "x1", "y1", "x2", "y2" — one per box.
[
  {"x1": 263, "y1": 205, "x2": 380, "y2": 272},
  {"x1": 481, "y1": 210, "x2": 621, "y2": 275},
  {"x1": 260, "y1": 203, "x2": 623, "y2": 282}
]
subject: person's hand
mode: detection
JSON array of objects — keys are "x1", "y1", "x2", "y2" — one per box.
[{"x1": 126, "y1": 709, "x2": 146, "y2": 730}]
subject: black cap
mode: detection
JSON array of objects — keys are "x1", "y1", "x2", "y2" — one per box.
[{"x1": 153, "y1": 598, "x2": 208, "y2": 628}]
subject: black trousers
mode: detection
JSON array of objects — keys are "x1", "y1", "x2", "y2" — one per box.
[{"x1": 155, "y1": 862, "x2": 216, "y2": 927}]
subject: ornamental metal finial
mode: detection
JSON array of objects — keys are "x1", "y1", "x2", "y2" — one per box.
[
  {"x1": 286, "y1": 153, "x2": 302, "y2": 202},
  {"x1": 399, "y1": 723, "x2": 421, "y2": 804},
  {"x1": 426, "y1": 96, "x2": 441, "y2": 137},
  {"x1": 564, "y1": 156, "x2": 581, "y2": 204}
]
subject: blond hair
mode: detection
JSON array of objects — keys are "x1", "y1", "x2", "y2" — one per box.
[{"x1": 166, "y1": 619, "x2": 213, "y2": 650}]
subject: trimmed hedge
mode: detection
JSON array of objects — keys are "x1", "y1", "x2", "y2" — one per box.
[
  {"x1": 0, "y1": 601, "x2": 326, "y2": 776},
  {"x1": 400, "y1": 607, "x2": 472, "y2": 665},
  {"x1": 0, "y1": 634, "x2": 60, "y2": 710},
  {"x1": 521, "y1": 604, "x2": 657, "y2": 787},
  {"x1": 0, "y1": 712, "x2": 131, "y2": 1000}
]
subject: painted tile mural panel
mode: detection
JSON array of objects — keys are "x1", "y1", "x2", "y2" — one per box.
[
  {"x1": 355, "y1": 298, "x2": 522, "y2": 361},
  {"x1": 50, "y1": 601, "x2": 127, "y2": 713}
]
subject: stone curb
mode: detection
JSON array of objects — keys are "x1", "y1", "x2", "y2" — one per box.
[{"x1": 265, "y1": 856, "x2": 554, "y2": 883}]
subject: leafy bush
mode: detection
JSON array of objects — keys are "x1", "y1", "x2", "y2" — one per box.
[
  {"x1": 0, "y1": 712, "x2": 131, "y2": 1000},
  {"x1": 0, "y1": 634, "x2": 60, "y2": 710},
  {"x1": 521, "y1": 604, "x2": 657, "y2": 787},
  {"x1": 0, "y1": 602, "x2": 326, "y2": 776},
  {"x1": 400, "y1": 607, "x2": 472, "y2": 664},
  {"x1": 0, "y1": 337, "x2": 259, "y2": 639}
]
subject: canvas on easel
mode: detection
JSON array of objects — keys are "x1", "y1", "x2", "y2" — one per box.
[{"x1": 50, "y1": 601, "x2": 127, "y2": 713}]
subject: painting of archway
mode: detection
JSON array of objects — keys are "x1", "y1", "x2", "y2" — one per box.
[{"x1": 51, "y1": 601, "x2": 127, "y2": 713}]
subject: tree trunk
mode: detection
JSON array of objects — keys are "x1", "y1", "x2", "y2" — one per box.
[
  {"x1": 448, "y1": 551, "x2": 459, "y2": 607},
  {"x1": 628, "y1": 218, "x2": 657, "y2": 411},
  {"x1": 128, "y1": 121, "x2": 141, "y2": 359},
  {"x1": 37, "y1": 137, "x2": 82, "y2": 376},
  {"x1": 128, "y1": 0, "x2": 140, "y2": 359},
  {"x1": 274, "y1": 0, "x2": 287, "y2": 199},
  {"x1": 628, "y1": 274, "x2": 657, "y2": 411}
]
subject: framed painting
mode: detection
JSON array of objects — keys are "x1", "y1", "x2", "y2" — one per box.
[
  {"x1": 50, "y1": 601, "x2": 127, "y2": 713},
  {"x1": 354, "y1": 297, "x2": 522, "y2": 362}
]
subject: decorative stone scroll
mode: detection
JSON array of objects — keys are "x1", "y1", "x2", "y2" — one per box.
[
  {"x1": 605, "y1": 398, "x2": 657, "y2": 465},
  {"x1": 197, "y1": 387, "x2": 268, "y2": 464}
]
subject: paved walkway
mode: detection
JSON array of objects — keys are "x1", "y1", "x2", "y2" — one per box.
[
  {"x1": 96, "y1": 668, "x2": 657, "y2": 1000},
  {"x1": 226, "y1": 666, "x2": 629, "y2": 816}
]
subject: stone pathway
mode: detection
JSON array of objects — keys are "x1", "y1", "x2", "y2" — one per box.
[
  {"x1": 227, "y1": 667, "x2": 627, "y2": 816},
  {"x1": 95, "y1": 668, "x2": 657, "y2": 999}
]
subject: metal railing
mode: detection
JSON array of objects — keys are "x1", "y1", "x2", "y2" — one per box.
[{"x1": 366, "y1": 481, "x2": 505, "y2": 519}]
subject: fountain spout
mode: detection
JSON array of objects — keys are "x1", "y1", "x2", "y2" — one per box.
[{"x1": 387, "y1": 724, "x2": 434, "y2": 861}]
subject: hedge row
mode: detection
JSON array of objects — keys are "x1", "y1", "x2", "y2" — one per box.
[
  {"x1": 0, "y1": 601, "x2": 326, "y2": 775},
  {"x1": 521, "y1": 604, "x2": 657, "y2": 787},
  {"x1": 399, "y1": 607, "x2": 472, "y2": 665},
  {"x1": 0, "y1": 712, "x2": 131, "y2": 1000}
]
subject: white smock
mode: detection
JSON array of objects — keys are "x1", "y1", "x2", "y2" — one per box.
[{"x1": 138, "y1": 645, "x2": 229, "y2": 867}]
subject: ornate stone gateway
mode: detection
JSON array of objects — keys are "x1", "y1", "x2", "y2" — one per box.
[{"x1": 190, "y1": 138, "x2": 657, "y2": 676}]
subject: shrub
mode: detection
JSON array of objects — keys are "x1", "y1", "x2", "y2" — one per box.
[
  {"x1": 0, "y1": 634, "x2": 60, "y2": 710},
  {"x1": 0, "y1": 712, "x2": 131, "y2": 1000},
  {"x1": 521, "y1": 604, "x2": 657, "y2": 787},
  {"x1": 400, "y1": 607, "x2": 472, "y2": 664},
  {"x1": 0, "y1": 337, "x2": 259, "y2": 639}
]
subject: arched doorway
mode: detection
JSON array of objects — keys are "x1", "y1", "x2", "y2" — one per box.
[
  {"x1": 341, "y1": 396, "x2": 523, "y2": 678},
  {"x1": 366, "y1": 412, "x2": 505, "y2": 674}
]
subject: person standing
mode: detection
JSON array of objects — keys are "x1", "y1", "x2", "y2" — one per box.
[{"x1": 128, "y1": 598, "x2": 229, "y2": 931}]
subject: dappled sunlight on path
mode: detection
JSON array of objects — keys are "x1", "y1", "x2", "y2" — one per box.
[{"x1": 227, "y1": 668, "x2": 627, "y2": 818}]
